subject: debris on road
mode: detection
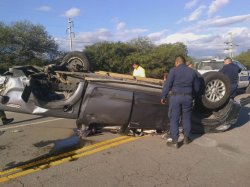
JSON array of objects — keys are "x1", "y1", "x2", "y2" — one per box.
[{"x1": 11, "y1": 129, "x2": 23, "y2": 133}]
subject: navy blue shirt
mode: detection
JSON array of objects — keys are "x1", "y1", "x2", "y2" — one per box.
[
  {"x1": 219, "y1": 63, "x2": 240, "y2": 84},
  {"x1": 162, "y1": 64, "x2": 200, "y2": 99}
]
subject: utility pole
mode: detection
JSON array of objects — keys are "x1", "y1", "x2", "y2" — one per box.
[
  {"x1": 66, "y1": 18, "x2": 75, "y2": 51},
  {"x1": 224, "y1": 32, "x2": 238, "y2": 58}
]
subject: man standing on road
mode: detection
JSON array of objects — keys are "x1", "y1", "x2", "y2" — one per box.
[
  {"x1": 161, "y1": 56, "x2": 200, "y2": 148},
  {"x1": 0, "y1": 110, "x2": 13, "y2": 126},
  {"x1": 133, "y1": 62, "x2": 146, "y2": 78},
  {"x1": 219, "y1": 57, "x2": 241, "y2": 98}
]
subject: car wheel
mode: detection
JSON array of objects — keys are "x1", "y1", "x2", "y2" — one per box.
[
  {"x1": 200, "y1": 72, "x2": 231, "y2": 110},
  {"x1": 61, "y1": 51, "x2": 90, "y2": 72}
]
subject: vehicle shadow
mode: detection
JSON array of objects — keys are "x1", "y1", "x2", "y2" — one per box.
[
  {"x1": 162, "y1": 127, "x2": 204, "y2": 148},
  {"x1": 4, "y1": 132, "x2": 98, "y2": 172},
  {"x1": 229, "y1": 105, "x2": 250, "y2": 130}
]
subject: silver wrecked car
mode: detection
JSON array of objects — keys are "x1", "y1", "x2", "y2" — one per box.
[{"x1": 0, "y1": 52, "x2": 242, "y2": 134}]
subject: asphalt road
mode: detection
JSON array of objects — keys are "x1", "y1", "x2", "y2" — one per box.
[{"x1": 0, "y1": 104, "x2": 249, "y2": 187}]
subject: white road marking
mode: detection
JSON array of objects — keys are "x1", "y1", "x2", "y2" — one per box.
[{"x1": 0, "y1": 118, "x2": 63, "y2": 131}]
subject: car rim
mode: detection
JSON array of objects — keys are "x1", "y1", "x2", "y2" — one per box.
[
  {"x1": 67, "y1": 57, "x2": 85, "y2": 71},
  {"x1": 205, "y1": 79, "x2": 226, "y2": 102}
]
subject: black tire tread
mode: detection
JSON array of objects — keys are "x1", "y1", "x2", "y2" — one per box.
[
  {"x1": 200, "y1": 72, "x2": 231, "y2": 110},
  {"x1": 61, "y1": 51, "x2": 90, "y2": 72}
]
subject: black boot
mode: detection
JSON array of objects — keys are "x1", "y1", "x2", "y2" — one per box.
[
  {"x1": 167, "y1": 140, "x2": 179, "y2": 148},
  {"x1": 183, "y1": 136, "x2": 192, "y2": 144},
  {"x1": 2, "y1": 118, "x2": 14, "y2": 125}
]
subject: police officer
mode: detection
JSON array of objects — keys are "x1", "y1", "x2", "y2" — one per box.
[
  {"x1": 219, "y1": 57, "x2": 240, "y2": 98},
  {"x1": 161, "y1": 55, "x2": 200, "y2": 148}
]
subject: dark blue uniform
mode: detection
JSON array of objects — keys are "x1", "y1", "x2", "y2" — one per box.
[
  {"x1": 162, "y1": 64, "x2": 200, "y2": 141},
  {"x1": 219, "y1": 63, "x2": 240, "y2": 98}
]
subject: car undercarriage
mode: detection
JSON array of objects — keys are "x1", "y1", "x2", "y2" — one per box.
[{"x1": 0, "y1": 61, "x2": 243, "y2": 136}]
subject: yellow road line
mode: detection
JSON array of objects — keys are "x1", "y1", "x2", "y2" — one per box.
[
  {"x1": 0, "y1": 136, "x2": 129, "y2": 176},
  {"x1": 0, "y1": 136, "x2": 140, "y2": 183}
]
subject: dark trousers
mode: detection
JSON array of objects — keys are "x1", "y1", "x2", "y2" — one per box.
[
  {"x1": 168, "y1": 95, "x2": 193, "y2": 141},
  {"x1": 230, "y1": 83, "x2": 238, "y2": 99}
]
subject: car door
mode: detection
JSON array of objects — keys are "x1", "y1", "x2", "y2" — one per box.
[{"x1": 129, "y1": 91, "x2": 169, "y2": 130}]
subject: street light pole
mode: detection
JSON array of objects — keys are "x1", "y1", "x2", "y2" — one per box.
[
  {"x1": 67, "y1": 18, "x2": 74, "y2": 51},
  {"x1": 224, "y1": 32, "x2": 239, "y2": 58}
]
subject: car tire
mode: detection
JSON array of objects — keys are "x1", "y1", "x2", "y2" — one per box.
[
  {"x1": 246, "y1": 84, "x2": 250, "y2": 94},
  {"x1": 61, "y1": 51, "x2": 90, "y2": 72},
  {"x1": 191, "y1": 100, "x2": 241, "y2": 133},
  {"x1": 200, "y1": 72, "x2": 231, "y2": 110}
]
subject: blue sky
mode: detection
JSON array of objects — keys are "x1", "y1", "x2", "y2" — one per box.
[{"x1": 1, "y1": 0, "x2": 250, "y2": 57}]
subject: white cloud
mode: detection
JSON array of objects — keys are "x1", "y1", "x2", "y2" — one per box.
[
  {"x1": 55, "y1": 21, "x2": 147, "y2": 51},
  {"x1": 115, "y1": 28, "x2": 148, "y2": 41},
  {"x1": 185, "y1": 0, "x2": 199, "y2": 9},
  {"x1": 63, "y1": 8, "x2": 81, "y2": 18},
  {"x1": 200, "y1": 14, "x2": 250, "y2": 27},
  {"x1": 158, "y1": 32, "x2": 221, "y2": 57},
  {"x1": 114, "y1": 21, "x2": 148, "y2": 40},
  {"x1": 159, "y1": 32, "x2": 209, "y2": 44},
  {"x1": 178, "y1": 5, "x2": 206, "y2": 23},
  {"x1": 36, "y1": 5, "x2": 51, "y2": 12},
  {"x1": 139, "y1": 21, "x2": 250, "y2": 57},
  {"x1": 56, "y1": 27, "x2": 250, "y2": 57},
  {"x1": 78, "y1": 28, "x2": 111, "y2": 42},
  {"x1": 187, "y1": 5, "x2": 206, "y2": 21},
  {"x1": 55, "y1": 14, "x2": 250, "y2": 58},
  {"x1": 116, "y1": 22, "x2": 126, "y2": 31},
  {"x1": 147, "y1": 29, "x2": 168, "y2": 43},
  {"x1": 208, "y1": 0, "x2": 229, "y2": 16},
  {"x1": 155, "y1": 27, "x2": 250, "y2": 57}
]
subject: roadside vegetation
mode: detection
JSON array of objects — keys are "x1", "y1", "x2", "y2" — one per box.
[
  {"x1": 0, "y1": 21, "x2": 62, "y2": 73},
  {"x1": 0, "y1": 21, "x2": 249, "y2": 77},
  {"x1": 235, "y1": 50, "x2": 250, "y2": 68},
  {"x1": 84, "y1": 38, "x2": 189, "y2": 78}
]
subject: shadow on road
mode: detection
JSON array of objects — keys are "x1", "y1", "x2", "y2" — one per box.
[
  {"x1": 231, "y1": 105, "x2": 250, "y2": 129},
  {"x1": 4, "y1": 133, "x2": 97, "y2": 171}
]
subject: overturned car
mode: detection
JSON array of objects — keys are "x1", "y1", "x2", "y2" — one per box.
[{"x1": 0, "y1": 52, "x2": 242, "y2": 134}]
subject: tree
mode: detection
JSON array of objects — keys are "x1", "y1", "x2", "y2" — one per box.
[
  {"x1": 84, "y1": 38, "x2": 189, "y2": 78},
  {"x1": 84, "y1": 41, "x2": 137, "y2": 73},
  {"x1": 0, "y1": 21, "x2": 59, "y2": 71},
  {"x1": 235, "y1": 50, "x2": 250, "y2": 68},
  {"x1": 128, "y1": 37, "x2": 154, "y2": 54},
  {"x1": 125, "y1": 42, "x2": 188, "y2": 78}
]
